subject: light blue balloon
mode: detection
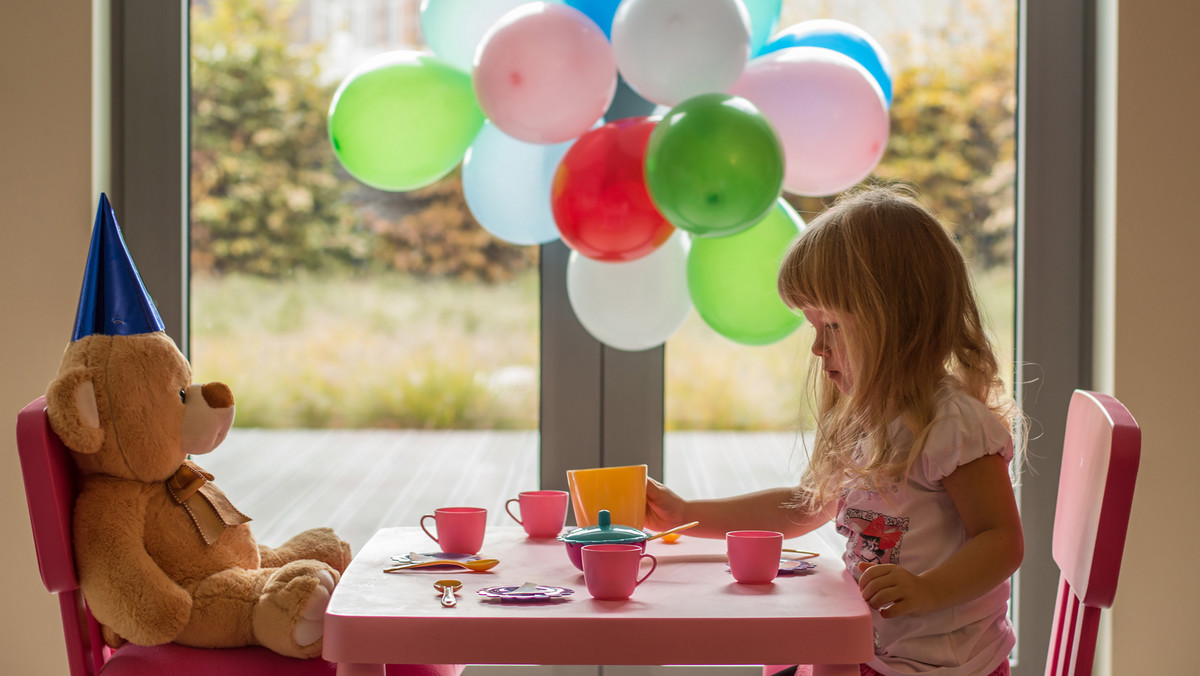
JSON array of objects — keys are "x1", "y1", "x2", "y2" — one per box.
[
  {"x1": 761, "y1": 19, "x2": 893, "y2": 106},
  {"x1": 741, "y1": 0, "x2": 782, "y2": 57},
  {"x1": 462, "y1": 122, "x2": 573, "y2": 246},
  {"x1": 564, "y1": 0, "x2": 622, "y2": 39}
]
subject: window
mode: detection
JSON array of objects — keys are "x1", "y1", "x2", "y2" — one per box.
[{"x1": 115, "y1": 2, "x2": 1094, "y2": 672}]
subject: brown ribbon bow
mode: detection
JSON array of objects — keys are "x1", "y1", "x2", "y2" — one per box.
[{"x1": 166, "y1": 461, "x2": 251, "y2": 545}]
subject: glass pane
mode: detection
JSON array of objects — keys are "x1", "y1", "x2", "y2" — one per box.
[
  {"x1": 665, "y1": 0, "x2": 1018, "y2": 493},
  {"x1": 187, "y1": 0, "x2": 539, "y2": 550}
]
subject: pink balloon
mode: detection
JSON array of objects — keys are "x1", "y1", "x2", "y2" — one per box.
[
  {"x1": 474, "y1": 3, "x2": 617, "y2": 144},
  {"x1": 731, "y1": 46, "x2": 889, "y2": 197}
]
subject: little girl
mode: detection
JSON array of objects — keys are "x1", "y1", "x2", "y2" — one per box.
[{"x1": 646, "y1": 184, "x2": 1023, "y2": 676}]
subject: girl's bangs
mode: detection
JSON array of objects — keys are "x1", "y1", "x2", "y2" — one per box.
[{"x1": 781, "y1": 226, "x2": 853, "y2": 314}]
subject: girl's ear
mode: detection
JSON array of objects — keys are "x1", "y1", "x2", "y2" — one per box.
[{"x1": 46, "y1": 367, "x2": 105, "y2": 454}]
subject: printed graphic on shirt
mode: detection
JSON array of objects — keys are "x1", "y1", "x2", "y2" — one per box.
[{"x1": 838, "y1": 508, "x2": 909, "y2": 566}]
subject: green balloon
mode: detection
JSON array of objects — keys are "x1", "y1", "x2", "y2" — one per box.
[
  {"x1": 328, "y1": 51, "x2": 484, "y2": 191},
  {"x1": 687, "y1": 199, "x2": 805, "y2": 346},
  {"x1": 645, "y1": 93, "x2": 785, "y2": 238}
]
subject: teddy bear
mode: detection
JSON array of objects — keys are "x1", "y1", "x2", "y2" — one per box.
[{"x1": 44, "y1": 194, "x2": 353, "y2": 659}]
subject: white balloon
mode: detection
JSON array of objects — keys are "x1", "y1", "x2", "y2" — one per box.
[
  {"x1": 611, "y1": 0, "x2": 751, "y2": 107},
  {"x1": 567, "y1": 231, "x2": 692, "y2": 352},
  {"x1": 419, "y1": 0, "x2": 563, "y2": 72}
]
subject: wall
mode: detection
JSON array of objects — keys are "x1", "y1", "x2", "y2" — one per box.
[
  {"x1": 0, "y1": 1, "x2": 98, "y2": 673},
  {"x1": 2, "y1": 1, "x2": 1197, "y2": 673},
  {"x1": 1108, "y1": 0, "x2": 1200, "y2": 671}
]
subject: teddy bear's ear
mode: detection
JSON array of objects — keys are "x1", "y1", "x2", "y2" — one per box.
[{"x1": 46, "y1": 367, "x2": 105, "y2": 454}]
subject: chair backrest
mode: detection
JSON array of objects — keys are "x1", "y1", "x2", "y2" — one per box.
[
  {"x1": 1046, "y1": 390, "x2": 1140, "y2": 676},
  {"x1": 17, "y1": 395, "x2": 109, "y2": 676}
]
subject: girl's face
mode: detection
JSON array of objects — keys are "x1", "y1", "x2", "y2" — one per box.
[{"x1": 802, "y1": 306, "x2": 853, "y2": 394}]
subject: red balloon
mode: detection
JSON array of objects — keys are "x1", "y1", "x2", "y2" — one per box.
[{"x1": 551, "y1": 117, "x2": 675, "y2": 261}]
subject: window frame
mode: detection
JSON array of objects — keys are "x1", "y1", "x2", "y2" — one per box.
[
  {"x1": 1011, "y1": 1, "x2": 1096, "y2": 673},
  {"x1": 113, "y1": 2, "x2": 1096, "y2": 672}
]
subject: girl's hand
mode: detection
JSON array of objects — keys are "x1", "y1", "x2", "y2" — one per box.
[
  {"x1": 856, "y1": 561, "x2": 940, "y2": 618},
  {"x1": 645, "y1": 477, "x2": 688, "y2": 532}
]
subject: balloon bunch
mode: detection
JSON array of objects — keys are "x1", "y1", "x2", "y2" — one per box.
[{"x1": 328, "y1": 0, "x2": 893, "y2": 351}]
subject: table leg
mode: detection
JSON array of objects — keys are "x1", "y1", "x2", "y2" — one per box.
[
  {"x1": 335, "y1": 662, "x2": 386, "y2": 676},
  {"x1": 812, "y1": 664, "x2": 860, "y2": 676}
]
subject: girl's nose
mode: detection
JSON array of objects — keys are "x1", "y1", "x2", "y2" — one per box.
[{"x1": 811, "y1": 332, "x2": 826, "y2": 357}]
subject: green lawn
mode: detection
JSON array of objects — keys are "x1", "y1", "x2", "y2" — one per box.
[{"x1": 190, "y1": 266, "x2": 1012, "y2": 431}]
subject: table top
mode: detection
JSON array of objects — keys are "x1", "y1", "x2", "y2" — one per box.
[{"x1": 323, "y1": 526, "x2": 874, "y2": 666}]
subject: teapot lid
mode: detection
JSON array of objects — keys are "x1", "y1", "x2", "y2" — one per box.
[{"x1": 557, "y1": 509, "x2": 647, "y2": 544}]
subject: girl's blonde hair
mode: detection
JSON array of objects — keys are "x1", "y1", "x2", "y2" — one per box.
[{"x1": 777, "y1": 183, "x2": 1019, "y2": 507}]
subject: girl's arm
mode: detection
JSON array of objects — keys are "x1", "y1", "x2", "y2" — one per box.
[
  {"x1": 645, "y1": 477, "x2": 836, "y2": 539},
  {"x1": 857, "y1": 453, "x2": 1024, "y2": 617}
]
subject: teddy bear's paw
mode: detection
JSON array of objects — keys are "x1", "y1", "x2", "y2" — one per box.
[
  {"x1": 101, "y1": 624, "x2": 127, "y2": 649},
  {"x1": 253, "y1": 561, "x2": 339, "y2": 659},
  {"x1": 293, "y1": 569, "x2": 335, "y2": 647}
]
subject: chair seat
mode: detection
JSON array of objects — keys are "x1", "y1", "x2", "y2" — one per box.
[
  {"x1": 101, "y1": 644, "x2": 336, "y2": 675},
  {"x1": 102, "y1": 643, "x2": 462, "y2": 676}
]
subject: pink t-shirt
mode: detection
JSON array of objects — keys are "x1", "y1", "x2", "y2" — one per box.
[{"x1": 836, "y1": 380, "x2": 1016, "y2": 676}]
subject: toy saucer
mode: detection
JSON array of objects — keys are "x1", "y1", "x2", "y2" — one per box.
[
  {"x1": 476, "y1": 583, "x2": 574, "y2": 601},
  {"x1": 778, "y1": 559, "x2": 817, "y2": 574}
]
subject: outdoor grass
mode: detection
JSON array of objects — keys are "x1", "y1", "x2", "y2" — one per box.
[
  {"x1": 190, "y1": 272, "x2": 539, "y2": 429},
  {"x1": 190, "y1": 266, "x2": 1013, "y2": 430}
]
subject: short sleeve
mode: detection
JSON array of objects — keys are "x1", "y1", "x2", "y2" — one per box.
[{"x1": 918, "y1": 388, "x2": 1015, "y2": 484}]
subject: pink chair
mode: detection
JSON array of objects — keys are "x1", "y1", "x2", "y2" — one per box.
[
  {"x1": 1046, "y1": 389, "x2": 1140, "y2": 676},
  {"x1": 764, "y1": 390, "x2": 1140, "y2": 676},
  {"x1": 16, "y1": 395, "x2": 462, "y2": 676}
]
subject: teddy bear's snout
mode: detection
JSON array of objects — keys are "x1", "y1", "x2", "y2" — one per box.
[{"x1": 200, "y1": 382, "x2": 234, "y2": 409}]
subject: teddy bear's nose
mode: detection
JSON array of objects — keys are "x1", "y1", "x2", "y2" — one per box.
[{"x1": 200, "y1": 382, "x2": 235, "y2": 409}]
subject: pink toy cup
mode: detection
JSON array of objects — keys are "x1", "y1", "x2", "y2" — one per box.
[
  {"x1": 419, "y1": 507, "x2": 487, "y2": 555},
  {"x1": 581, "y1": 543, "x2": 657, "y2": 600},
  {"x1": 505, "y1": 490, "x2": 569, "y2": 538},
  {"x1": 726, "y1": 530, "x2": 783, "y2": 584}
]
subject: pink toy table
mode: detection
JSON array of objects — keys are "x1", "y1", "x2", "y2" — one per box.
[{"x1": 324, "y1": 527, "x2": 873, "y2": 675}]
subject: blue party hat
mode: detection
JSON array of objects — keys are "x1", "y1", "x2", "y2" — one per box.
[{"x1": 71, "y1": 193, "x2": 165, "y2": 340}]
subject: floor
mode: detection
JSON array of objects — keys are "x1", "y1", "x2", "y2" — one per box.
[{"x1": 202, "y1": 429, "x2": 809, "y2": 554}]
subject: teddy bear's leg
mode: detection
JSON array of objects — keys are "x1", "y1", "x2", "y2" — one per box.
[
  {"x1": 250, "y1": 560, "x2": 339, "y2": 659},
  {"x1": 174, "y1": 566, "x2": 268, "y2": 649},
  {"x1": 259, "y1": 527, "x2": 353, "y2": 573}
]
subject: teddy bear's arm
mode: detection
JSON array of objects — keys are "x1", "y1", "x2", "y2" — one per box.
[
  {"x1": 259, "y1": 527, "x2": 353, "y2": 573},
  {"x1": 74, "y1": 484, "x2": 193, "y2": 645}
]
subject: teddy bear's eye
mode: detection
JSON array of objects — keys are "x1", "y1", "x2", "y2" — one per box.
[{"x1": 179, "y1": 389, "x2": 187, "y2": 403}]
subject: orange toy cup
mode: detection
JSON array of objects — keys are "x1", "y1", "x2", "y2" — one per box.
[{"x1": 566, "y1": 464, "x2": 647, "y2": 530}]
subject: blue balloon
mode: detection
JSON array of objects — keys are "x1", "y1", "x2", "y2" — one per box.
[
  {"x1": 761, "y1": 19, "x2": 893, "y2": 106},
  {"x1": 565, "y1": 0, "x2": 622, "y2": 39},
  {"x1": 462, "y1": 122, "x2": 574, "y2": 246},
  {"x1": 741, "y1": 0, "x2": 782, "y2": 57}
]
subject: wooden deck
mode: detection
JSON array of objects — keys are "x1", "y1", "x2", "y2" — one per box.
[{"x1": 201, "y1": 429, "x2": 810, "y2": 553}]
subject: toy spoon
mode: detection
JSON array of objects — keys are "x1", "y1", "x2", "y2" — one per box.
[
  {"x1": 644, "y1": 521, "x2": 700, "y2": 542},
  {"x1": 384, "y1": 558, "x2": 500, "y2": 572},
  {"x1": 782, "y1": 548, "x2": 819, "y2": 559},
  {"x1": 434, "y1": 579, "x2": 461, "y2": 607}
]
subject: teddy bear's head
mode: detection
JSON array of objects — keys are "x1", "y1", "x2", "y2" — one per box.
[
  {"x1": 46, "y1": 194, "x2": 235, "y2": 483},
  {"x1": 47, "y1": 331, "x2": 235, "y2": 483}
]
